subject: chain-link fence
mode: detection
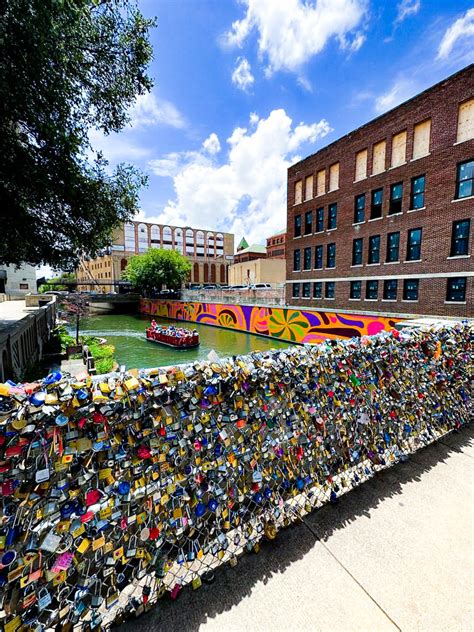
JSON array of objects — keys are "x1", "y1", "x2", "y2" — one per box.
[{"x1": 0, "y1": 323, "x2": 471, "y2": 630}]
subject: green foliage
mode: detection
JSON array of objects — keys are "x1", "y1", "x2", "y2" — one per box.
[
  {"x1": 123, "y1": 248, "x2": 192, "y2": 296},
  {"x1": 0, "y1": 0, "x2": 155, "y2": 268},
  {"x1": 39, "y1": 272, "x2": 76, "y2": 293}
]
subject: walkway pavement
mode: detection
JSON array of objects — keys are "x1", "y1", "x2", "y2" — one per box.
[
  {"x1": 0, "y1": 300, "x2": 35, "y2": 331},
  {"x1": 121, "y1": 425, "x2": 473, "y2": 632}
]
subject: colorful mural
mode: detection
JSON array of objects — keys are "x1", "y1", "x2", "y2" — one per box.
[{"x1": 140, "y1": 299, "x2": 401, "y2": 344}]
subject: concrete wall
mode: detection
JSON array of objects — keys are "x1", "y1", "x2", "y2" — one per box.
[
  {"x1": 140, "y1": 298, "x2": 401, "y2": 343},
  {"x1": 0, "y1": 264, "x2": 37, "y2": 295},
  {"x1": 229, "y1": 258, "x2": 286, "y2": 286}
]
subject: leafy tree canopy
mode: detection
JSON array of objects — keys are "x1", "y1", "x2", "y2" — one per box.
[
  {"x1": 123, "y1": 248, "x2": 192, "y2": 296},
  {"x1": 0, "y1": 0, "x2": 155, "y2": 268}
]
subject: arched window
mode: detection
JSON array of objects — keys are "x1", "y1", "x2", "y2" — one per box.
[
  {"x1": 151, "y1": 225, "x2": 160, "y2": 245},
  {"x1": 138, "y1": 223, "x2": 148, "y2": 252},
  {"x1": 162, "y1": 226, "x2": 172, "y2": 250},
  {"x1": 216, "y1": 233, "x2": 224, "y2": 256},
  {"x1": 196, "y1": 231, "x2": 205, "y2": 258},
  {"x1": 220, "y1": 264, "x2": 226, "y2": 283},
  {"x1": 193, "y1": 262, "x2": 200, "y2": 282},
  {"x1": 186, "y1": 229, "x2": 194, "y2": 256},
  {"x1": 203, "y1": 263, "x2": 209, "y2": 283},
  {"x1": 210, "y1": 263, "x2": 216, "y2": 282},
  {"x1": 175, "y1": 228, "x2": 183, "y2": 253},
  {"x1": 124, "y1": 223, "x2": 135, "y2": 252},
  {"x1": 207, "y1": 233, "x2": 215, "y2": 257},
  {"x1": 120, "y1": 258, "x2": 127, "y2": 271}
]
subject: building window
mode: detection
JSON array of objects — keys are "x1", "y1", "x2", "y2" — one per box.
[
  {"x1": 403, "y1": 279, "x2": 419, "y2": 301},
  {"x1": 383, "y1": 279, "x2": 398, "y2": 301},
  {"x1": 305, "y1": 175, "x2": 313, "y2": 201},
  {"x1": 368, "y1": 235, "x2": 381, "y2": 264},
  {"x1": 352, "y1": 238, "x2": 363, "y2": 265},
  {"x1": 355, "y1": 149, "x2": 367, "y2": 181},
  {"x1": 391, "y1": 130, "x2": 407, "y2": 167},
  {"x1": 313, "y1": 282, "x2": 322, "y2": 298},
  {"x1": 303, "y1": 247, "x2": 311, "y2": 270},
  {"x1": 327, "y1": 243, "x2": 336, "y2": 268},
  {"x1": 328, "y1": 203, "x2": 337, "y2": 230},
  {"x1": 19, "y1": 283, "x2": 28, "y2": 290},
  {"x1": 314, "y1": 245, "x2": 323, "y2": 269},
  {"x1": 316, "y1": 207, "x2": 324, "y2": 232},
  {"x1": 329, "y1": 163, "x2": 340, "y2": 191},
  {"x1": 386, "y1": 231, "x2": 400, "y2": 262},
  {"x1": 325, "y1": 282, "x2": 335, "y2": 299},
  {"x1": 292, "y1": 283, "x2": 300, "y2": 298},
  {"x1": 446, "y1": 277, "x2": 466, "y2": 302},
  {"x1": 410, "y1": 175, "x2": 425, "y2": 209},
  {"x1": 412, "y1": 119, "x2": 431, "y2": 159},
  {"x1": 354, "y1": 194, "x2": 365, "y2": 223},
  {"x1": 293, "y1": 249, "x2": 301, "y2": 271},
  {"x1": 455, "y1": 159, "x2": 474, "y2": 199},
  {"x1": 366, "y1": 280, "x2": 378, "y2": 300},
  {"x1": 294, "y1": 214, "x2": 302, "y2": 238},
  {"x1": 451, "y1": 219, "x2": 470, "y2": 256},
  {"x1": 372, "y1": 140, "x2": 386, "y2": 175},
  {"x1": 316, "y1": 169, "x2": 325, "y2": 196},
  {"x1": 304, "y1": 210, "x2": 312, "y2": 235},
  {"x1": 406, "y1": 228, "x2": 422, "y2": 261},
  {"x1": 295, "y1": 180, "x2": 302, "y2": 204},
  {"x1": 457, "y1": 99, "x2": 474, "y2": 144},
  {"x1": 303, "y1": 282, "x2": 311, "y2": 298},
  {"x1": 350, "y1": 280, "x2": 361, "y2": 299},
  {"x1": 389, "y1": 182, "x2": 403, "y2": 215},
  {"x1": 371, "y1": 188, "x2": 383, "y2": 219}
]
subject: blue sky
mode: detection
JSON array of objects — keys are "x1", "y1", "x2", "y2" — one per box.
[{"x1": 91, "y1": 0, "x2": 474, "y2": 250}]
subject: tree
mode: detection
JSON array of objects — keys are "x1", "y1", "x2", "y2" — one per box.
[
  {"x1": 62, "y1": 294, "x2": 90, "y2": 344},
  {"x1": 39, "y1": 272, "x2": 76, "y2": 293},
  {"x1": 0, "y1": 0, "x2": 155, "y2": 268},
  {"x1": 123, "y1": 248, "x2": 192, "y2": 296}
]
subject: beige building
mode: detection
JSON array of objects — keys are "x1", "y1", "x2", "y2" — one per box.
[
  {"x1": 76, "y1": 220, "x2": 234, "y2": 291},
  {"x1": 229, "y1": 258, "x2": 286, "y2": 286}
]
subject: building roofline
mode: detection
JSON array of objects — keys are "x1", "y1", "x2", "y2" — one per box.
[
  {"x1": 289, "y1": 63, "x2": 473, "y2": 171},
  {"x1": 126, "y1": 218, "x2": 234, "y2": 237}
]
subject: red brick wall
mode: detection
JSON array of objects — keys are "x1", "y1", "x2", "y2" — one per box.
[{"x1": 286, "y1": 65, "x2": 474, "y2": 318}]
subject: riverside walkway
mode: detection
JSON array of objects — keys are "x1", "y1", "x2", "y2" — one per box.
[{"x1": 122, "y1": 425, "x2": 473, "y2": 632}]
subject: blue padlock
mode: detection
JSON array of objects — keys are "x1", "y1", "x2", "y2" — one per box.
[{"x1": 29, "y1": 391, "x2": 46, "y2": 407}]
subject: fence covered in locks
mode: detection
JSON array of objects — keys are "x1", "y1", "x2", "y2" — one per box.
[{"x1": 0, "y1": 324, "x2": 471, "y2": 630}]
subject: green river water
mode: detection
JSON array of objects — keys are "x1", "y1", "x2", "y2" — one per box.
[{"x1": 79, "y1": 313, "x2": 293, "y2": 370}]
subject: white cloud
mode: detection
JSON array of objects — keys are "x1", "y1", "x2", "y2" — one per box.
[
  {"x1": 437, "y1": 8, "x2": 474, "y2": 60},
  {"x1": 232, "y1": 57, "x2": 255, "y2": 91},
  {"x1": 395, "y1": 0, "x2": 421, "y2": 25},
  {"x1": 146, "y1": 109, "x2": 331, "y2": 246},
  {"x1": 129, "y1": 92, "x2": 186, "y2": 129},
  {"x1": 374, "y1": 78, "x2": 417, "y2": 114},
  {"x1": 202, "y1": 133, "x2": 221, "y2": 155},
  {"x1": 224, "y1": 0, "x2": 367, "y2": 74},
  {"x1": 89, "y1": 128, "x2": 152, "y2": 162}
]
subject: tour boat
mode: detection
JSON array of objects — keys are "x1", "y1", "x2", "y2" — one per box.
[{"x1": 145, "y1": 324, "x2": 200, "y2": 349}]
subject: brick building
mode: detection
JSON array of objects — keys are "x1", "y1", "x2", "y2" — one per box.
[
  {"x1": 286, "y1": 65, "x2": 473, "y2": 318},
  {"x1": 233, "y1": 243, "x2": 267, "y2": 264},
  {"x1": 76, "y1": 221, "x2": 234, "y2": 291},
  {"x1": 267, "y1": 229, "x2": 286, "y2": 259}
]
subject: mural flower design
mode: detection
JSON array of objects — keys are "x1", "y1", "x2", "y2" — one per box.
[{"x1": 268, "y1": 309, "x2": 309, "y2": 342}]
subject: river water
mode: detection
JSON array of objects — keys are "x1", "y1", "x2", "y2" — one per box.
[{"x1": 79, "y1": 313, "x2": 293, "y2": 370}]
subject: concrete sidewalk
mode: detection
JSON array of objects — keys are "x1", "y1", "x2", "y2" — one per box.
[{"x1": 121, "y1": 425, "x2": 473, "y2": 632}]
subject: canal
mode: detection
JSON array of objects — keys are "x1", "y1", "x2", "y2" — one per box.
[{"x1": 79, "y1": 313, "x2": 294, "y2": 370}]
